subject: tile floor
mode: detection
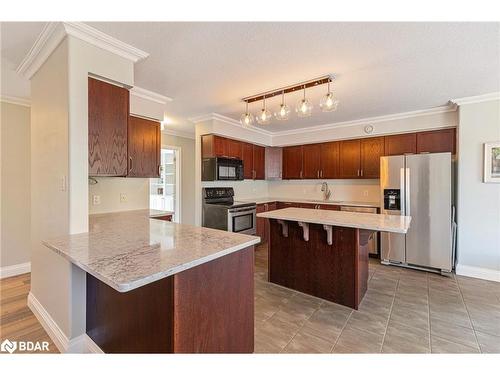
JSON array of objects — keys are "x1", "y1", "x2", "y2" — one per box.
[{"x1": 253, "y1": 244, "x2": 500, "y2": 353}]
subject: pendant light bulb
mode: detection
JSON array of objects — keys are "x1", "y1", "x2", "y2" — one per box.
[
  {"x1": 256, "y1": 97, "x2": 272, "y2": 125},
  {"x1": 274, "y1": 91, "x2": 290, "y2": 121},
  {"x1": 320, "y1": 81, "x2": 339, "y2": 112},
  {"x1": 240, "y1": 102, "x2": 254, "y2": 127},
  {"x1": 296, "y1": 86, "x2": 313, "y2": 117}
]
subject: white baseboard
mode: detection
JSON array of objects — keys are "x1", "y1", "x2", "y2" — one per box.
[
  {"x1": 455, "y1": 264, "x2": 500, "y2": 283},
  {"x1": 0, "y1": 262, "x2": 31, "y2": 279},
  {"x1": 27, "y1": 292, "x2": 103, "y2": 353}
]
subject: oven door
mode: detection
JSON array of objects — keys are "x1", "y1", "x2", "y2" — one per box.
[{"x1": 227, "y1": 207, "x2": 256, "y2": 235}]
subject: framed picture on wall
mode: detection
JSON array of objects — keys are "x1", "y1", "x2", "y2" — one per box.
[{"x1": 484, "y1": 142, "x2": 500, "y2": 183}]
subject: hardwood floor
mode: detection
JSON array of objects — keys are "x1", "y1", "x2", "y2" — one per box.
[{"x1": 0, "y1": 273, "x2": 58, "y2": 354}]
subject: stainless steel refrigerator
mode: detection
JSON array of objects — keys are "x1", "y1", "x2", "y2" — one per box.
[{"x1": 380, "y1": 153, "x2": 453, "y2": 273}]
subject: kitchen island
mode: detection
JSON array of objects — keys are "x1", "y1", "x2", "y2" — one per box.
[
  {"x1": 43, "y1": 209, "x2": 260, "y2": 353},
  {"x1": 257, "y1": 208, "x2": 410, "y2": 309}
]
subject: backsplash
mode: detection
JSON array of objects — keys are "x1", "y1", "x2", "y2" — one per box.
[
  {"x1": 89, "y1": 177, "x2": 150, "y2": 214},
  {"x1": 201, "y1": 180, "x2": 269, "y2": 199},
  {"x1": 268, "y1": 179, "x2": 380, "y2": 203}
]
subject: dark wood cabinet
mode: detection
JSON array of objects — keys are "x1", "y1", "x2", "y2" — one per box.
[
  {"x1": 241, "y1": 142, "x2": 254, "y2": 179},
  {"x1": 227, "y1": 138, "x2": 242, "y2": 159},
  {"x1": 318, "y1": 204, "x2": 340, "y2": 210},
  {"x1": 276, "y1": 201, "x2": 301, "y2": 209},
  {"x1": 256, "y1": 202, "x2": 278, "y2": 244},
  {"x1": 88, "y1": 77, "x2": 129, "y2": 176},
  {"x1": 202, "y1": 135, "x2": 242, "y2": 159},
  {"x1": 360, "y1": 137, "x2": 384, "y2": 178},
  {"x1": 339, "y1": 139, "x2": 361, "y2": 179},
  {"x1": 128, "y1": 116, "x2": 161, "y2": 178},
  {"x1": 282, "y1": 146, "x2": 303, "y2": 179},
  {"x1": 253, "y1": 145, "x2": 265, "y2": 180},
  {"x1": 416, "y1": 129, "x2": 456, "y2": 154},
  {"x1": 320, "y1": 142, "x2": 339, "y2": 178},
  {"x1": 384, "y1": 133, "x2": 417, "y2": 156},
  {"x1": 303, "y1": 144, "x2": 322, "y2": 179}
]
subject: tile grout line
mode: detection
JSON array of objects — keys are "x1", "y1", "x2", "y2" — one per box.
[
  {"x1": 455, "y1": 277, "x2": 482, "y2": 353},
  {"x1": 426, "y1": 272, "x2": 432, "y2": 353},
  {"x1": 329, "y1": 307, "x2": 354, "y2": 353},
  {"x1": 379, "y1": 273, "x2": 399, "y2": 353}
]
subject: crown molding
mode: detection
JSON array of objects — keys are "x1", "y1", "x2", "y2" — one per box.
[
  {"x1": 130, "y1": 86, "x2": 172, "y2": 104},
  {"x1": 162, "y1": 128, "x2": 195, "y2": 139},
  {"x1": 450, "y1": 92, "x2": 500, "y2": 106},
  {"x1": 16, "y1": 22, "x2": 149, "y2": 79},
  {"x1": 0, "y1": 95, "x2": 31, "y2": 107},
  {"x1": 189, "y1": 112, "x2": 274, "y2": 136}
]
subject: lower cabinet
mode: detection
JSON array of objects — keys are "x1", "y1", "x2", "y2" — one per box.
[{"x1": 256, "y1": 202, "x2": 277, "y2": 244}]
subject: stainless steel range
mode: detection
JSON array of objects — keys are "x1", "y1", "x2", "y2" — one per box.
[{"x1": 202, "y1": 187, "x2": 256, "y2": 235}]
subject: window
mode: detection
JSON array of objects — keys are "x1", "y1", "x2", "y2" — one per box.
[{"x1": 150, "y1": 147, "x2": 181, "y2": 222}]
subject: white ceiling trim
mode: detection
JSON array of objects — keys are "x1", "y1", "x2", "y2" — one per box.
[
  {"x1": 450, "y1": 92, "x2": 500, "y2": 106},
  {"x1": 162, "y1": 128, "x2": 195, "y2": 140},
  {"x1": 190, "y1": 112, "x2": 274, "y2": 136},
  {"x1": 0, "y1": 95, "x2": 31, "y2": 107},
  {"x1": 16, "y1": 22, "x2": 149, "y2": 79},
  {"x1": 130, "y1": 86, "x2": 172, "y2": 104}
]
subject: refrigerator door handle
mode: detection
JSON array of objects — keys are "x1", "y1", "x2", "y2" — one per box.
[
  {"x1": 405, "y1": 167, "x2": 411, "y2": 217},
  {"x1": 400, "y1": 167, "x2": 406, "y2": 216}
]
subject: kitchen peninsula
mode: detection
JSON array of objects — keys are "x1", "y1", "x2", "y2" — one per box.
[
  {"x1": 257, "y1": 208, "x2": 411, "y2": 309},
  {"x1": 43, "y1": 210, "x2": 259, "y2": 353}
]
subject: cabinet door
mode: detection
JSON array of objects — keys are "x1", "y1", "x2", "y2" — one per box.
[
  {"x1": 302, "y1": 144, "x2": 322, "y2": 179},
  {"x1": 88, "y1": 77, "x2": 129, "y2": 176},
  {"x1": 253, "y1": 145, "x2": 266, "y2": 180},
  {"x1": 320, "y1": 142, "x2": 339, "y2": 179},
  {"x1": 128, "y1": 116, "x2": 161, "y2": 178},
  {"x1": 360, "y1": 137, "x2": 385, "y2": 178},
  {"x1": 282, "y1": 146, "x2": 303, "y2": 179},
  {"x1": 339, "y1": 139, "x2": 361, "y2": 179},
  {"x1": 265, "y1": 147, "x2": 282, "y2": 180},
  {"x1": 277, "y1": 201, "x2": 300, "y2": 209},
  {"x1": 318, "y1": 204, "x2": 340, "y2": 210},
  {"x1": 384, "y1": 133, "x2": 416, "y2": 156},
  {"x1": 241, "y1": 142, "x2": 254, "y2": 179},
  {"x1": 256, "y1": 204, "x2": 266, "y2": 244},
  {"x1": 266, "y1": 202, "x2": 277, "y2": 211},
  {"x1": 227, "y1": 138, "x2": 242, "y2": 159},
  {"x1": 300, "y1": 203, "x2": 317, "y2": 209},
  {"x1": 213, "y1": 136, "x2": 228, "y2": 157},
  {"x1": 416, "y1": 129, "x2": 456, "y2": 154}
]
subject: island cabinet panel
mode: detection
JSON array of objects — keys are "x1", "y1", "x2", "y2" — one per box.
[
  {"x1": 282, "y1": 145, "x2": 303, "y2": 179},
  {"x1": 339, "y1": 139, "x2": 361, "y2": 178},
  {"x1": 320, "y1": 142, "x2": 340, "y2": 178},
  {"x1": 360, "y1": 137, "x2": 385, "y2": 178},
  {"x1": 416, "y1": 128, "x2": 456, "y2": 154},
  {"x1": 128, "y1": 116, "x2": 161, "y2": 178},
  {"x1": 303, "y1": 144, "x2": 322, "y2": 179},
  {"x1": 86, "y1": 246, "x2": 255, "y2": 353},
  {"x1": 88, "y1": 77, "x2": 129, "y2": 176},
  {"x1": 173, "y1": 246, "x2": 254, "y2": 353},
  {"x1": 241, "y1": 142, "x2": 254, "y2": 179},
  {"x1": 384, "y1": 133, "x2": 417, "y2": 156},
  {"x1": 268, "y1": 220, "x2": 368, "y2": 309},
  {"x1": 253, "y1": 145, "x2": 266, "y2": 179}
]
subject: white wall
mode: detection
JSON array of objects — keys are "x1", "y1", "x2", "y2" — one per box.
[
  {"x1": 456, "y1": 99, "x2": 500, "y2": 281},
  {"x1": 88, "y1": 178, "x2": 149, "y2": 214},
  {"x1": 162, "y1": 133, "x2": 196, "y2": 225},
  {"x1": 1, "y1": 102, "x2": 31, "y2": 270}
]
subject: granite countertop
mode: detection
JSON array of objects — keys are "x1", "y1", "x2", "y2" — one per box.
[
  {"x1": 42, "y1": 209, "x2": 260, "y2": 293},
  {"x1": 257, "y1": 207, "x2": 411, "y2": 233},
  {"x1": 238, "y1": 197, "x2": 380, "y2": 208}
]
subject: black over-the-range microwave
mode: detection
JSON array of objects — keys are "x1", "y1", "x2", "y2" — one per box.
[{"x1": 202, "y1": 157, "x2": 244, "y2": 181}]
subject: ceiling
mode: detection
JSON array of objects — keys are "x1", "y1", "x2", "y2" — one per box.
[{"x1": 2, "y1": 22, "x2": 499, "y2": 134}]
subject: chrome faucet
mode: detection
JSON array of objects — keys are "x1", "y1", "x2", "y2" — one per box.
[{"x1": 321, "y1": 181, "x2": 331, "y2": 201}]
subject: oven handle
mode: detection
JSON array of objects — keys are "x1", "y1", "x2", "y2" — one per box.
[{"x1": 228, "y1": 208, "x2": 257, "y2": 215}]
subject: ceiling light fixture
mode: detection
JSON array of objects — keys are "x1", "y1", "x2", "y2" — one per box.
[
  {"x1": 274, "y1": 91, "x2": 291, "y2": 121},
  {"x1": 239, "y1": 102, "x2": 254, "y2": 127},
  {"x1": 256, "y1": 97, "x2": 272, "y2": 125},
  {"x1": 296, "y1": 85, "x2": 313, "y2": 117},
  {"x1": 319, "y1": 79, "x2": 339, "y2": 112}
]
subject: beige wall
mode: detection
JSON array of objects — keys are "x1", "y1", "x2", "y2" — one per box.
[
  {"x1": 456, "y1": 99, "x2": 500, "y2": 281},
  {"x1": 162, "y1": 134, "x2": 196, "y2": 225},
  {"x1": 88, "y1": 178, "x2": 149, "y2": 214},
  {"x1": 1, "y1": 102, "x2": 31, "y2": 269}
]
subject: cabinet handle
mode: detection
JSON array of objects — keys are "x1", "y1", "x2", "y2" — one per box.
[
  {"x1": 321, "y1": 170, "x2": 323, "y2": 178},
  {"x1": 300, "y1": 170, "x2": 303, "y2": 179},
  {"x1": 357, "y1": 169, "x2": 360, "y2": 177},
  {"x1": 360, "y1": 169, "x2": 363, "y2": 177},
  {"x1": 158, "y1": 165, "x2": 161, "y2": 177},
  {"x1": 129, "y1": 157, "x2": 133, "y2": 173}
]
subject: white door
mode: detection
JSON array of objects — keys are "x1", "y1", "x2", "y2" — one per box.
[{"x1": 150, "y1": 148, "x2": 180, "y2": 222}]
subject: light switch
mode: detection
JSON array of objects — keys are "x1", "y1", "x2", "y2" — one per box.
[
  {"x1": 120, "y1": 193, "x2": 127, "y2": 203},
  {"x1": 92, "y1": 195, "x2": 101, "y2": 205}
]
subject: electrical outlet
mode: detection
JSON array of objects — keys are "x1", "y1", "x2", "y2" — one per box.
[
  {"x1": 120, "y1": 193, "x2": 127, "y2": 203},
  {"x1": 363, "y1": 190, "x2": 369, "y2": 197},
  {"x1": 92, "y1": 195, "x2": 101, "y2": 205}
]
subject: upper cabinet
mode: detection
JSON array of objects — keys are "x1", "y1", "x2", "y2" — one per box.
[
  {"x1": 88, "y1": 77, "x2": 129, "y2": 176},
  {"x1": 253, "y1": 145, "x2": 266, "y2": 180},
  {"x1": 384, "y1": 133, "x2": 417, "y2": 156},
  {"x1": 302, "y1": 144, "x2": 322, "y2": 179},
  {"x1": 320, "y1": 142, "x2": 339, "y2": 179},
  {"x1": 339, "y1": 139, "x2": 361, "y2": 179},
  {"x1": 416, "y1": 129, "x2": 456, "y2": 154},
  {"x1": 88, "y1": 77, "x2": 160, "y2": 178},
  {"x1": 282, "y1": 145, "x2": 303, "y2": 179},
  {"x1": 360, "y1": 137, "x2": 384, "y2": 178},
  {"x1": 128, "y1": 116, "x2": 161, "y2": 178},
  {"x1": 265, "y1": 147, "x2": 282, "y2": 180},
  {"x1": 241, "y1": 142, "x2": 254, "y2": 179}
]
